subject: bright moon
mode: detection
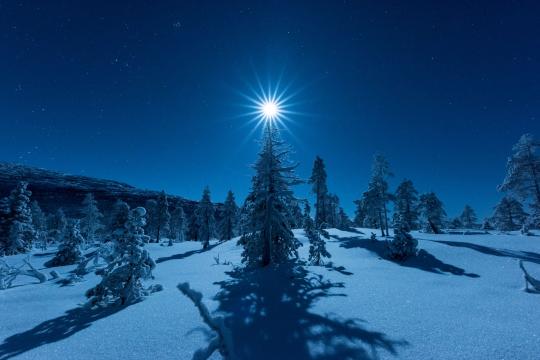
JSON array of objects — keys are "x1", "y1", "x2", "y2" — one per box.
[{"x1": 261, "y1": 100, "x2": 279, "y2": 120}]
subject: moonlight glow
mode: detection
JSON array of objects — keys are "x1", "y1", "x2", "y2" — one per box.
[{"x1": 261, "y1": 100, "x2": 280, "y2": 121}]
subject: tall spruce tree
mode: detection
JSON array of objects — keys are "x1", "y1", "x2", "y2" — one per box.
[
  {"x1": 419, "y1": 192, "x2": 446, "y2": 233},
  {"x1": 304, "y1": 203, "x2": 331, "y2": 265},
  {"x1": 195, "y1": 187, "x2": 216, "y2": 249},
  {"x1": 393, "y1": 179, "x2": 420, "y2": 230},
  {"x1": 309, "y1": 156, "x2": 329, "y2": 228},
  {"x1": 459, "y1": 205, "x2": 478, "y2": 229},
  {"x1": 0, "y1": 182, "x2": 35, "y2": 255},
  {"x1": 81, "y1": 193, "x2": 103, "y2": 245},
  {"x1": 240, "y1": 125, "x2": 301, "y2": 267},
  {"x1": 154, "y1": 191, "x2": 171, "y2": 243},
  {"x1": 219, "y1": 190, "x2": 239, "y2": 240}
]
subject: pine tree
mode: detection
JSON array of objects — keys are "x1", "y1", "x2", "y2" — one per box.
[
  {"x1": 449, "y1": 217, "x2": 463, "y2": 229},
  {"x1": 324, "y1": 193, "x2": 340, "y2": 228},
  {"x1": 309, "y1": 156, "x2": 329, "y2": 228},
  {"x1": 481, "y1": 218, "x2": 494, "y2": 231},
  {"x1": 86, "y1": 207, "x2": 157, "y2": 306},
  {"x1": 240, "y1": 125, "x2": 302, "y2": 267},
  {"x1": 81, "y1": 193, "x2": 103, "y2": 245},
  {"x1": 30, "y1": 200, "x2": 48, "y2": 249},
  {"x1": 48, "y1": 208, "x2": 67, "y2": 243},
  {"x1": 195, "y1": 187, "x2": 216, "y2": 249},
  {"x1": 287, "y1": 199, "x2": 305, "y2": 229},
  {"x1": 393, "y1": 179, "x2": 420, "y2": 230},
  {"x1": 144, "y1": 199, "x2": 158, "y2": 239},
  {"x1": 154, "y1": 191, "x2": 171, "y2": 243},
  {"x1": 45, "y1": 220, "x2": 85, "y2": 267},
  {"x1": 387, "y1": 214, "x2": 418, "y2": 261},
  {"x1": 304, "y1": 203, "x2": 331, "y2": 265},
  {"x1": 170, "y1": 205, "x2": 187, "y2": 242},
  {"x1": 492, "y1": 196, "x2": 528, "y2": 231},
  {"x1": 0, "y1": 182, "x2": 35, "y2": 255},
  {"x1": 336, "y1": 207, "x2": 351, "y2": 230},
  {"x1": 219, "y1": 190, "x2": 238, "y2": 240},
  {"x1": 499, "y1": 134, "x2": 540, "y2": 211},
  {"x1": 353, "y1": 198, "x2": 367, "y2": 227},
  {"x1": 460, "y1": 205, "x2": 478, "y2": 229},
  {"x1": 419, "y1": 192, "x2": 446, "y2": 233},
  {"x1": 107, "y1": 200, "x2": 130, "y2": 241},
  {"x1": 361, "y1": 186, "x2": 385, "y2": 235}
]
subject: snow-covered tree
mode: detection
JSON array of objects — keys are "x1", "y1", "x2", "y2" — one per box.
[
  {"x1": 48, "y1": 208, "x2": 68, "y2": 244},
  {"x1": 195, "y1": 187, "x2": 216, "y2": 249},
  {"x1": 360, "y1": 186, "x2": 385, "y2": 235},
  {"x1": 393, "y1": 179, "x2": 420, "y2": 230},
  {"x1": 80, "y1": 193, "x2": 103, "y2": 245},
  {"x1": 219, "y1": 190, "x2": 238, "y2": 240},
  {"x1": 144, "y1": 199, "x2": 158, "y2": 239},
  {"x1": 491, "y1": 196, "x2": 528, "y2": 231},
  {"x1": 353, "y1": 198, "x2": 367, "y2": 227},
  {"x1": 146, "y1": 192, "x2": 171, "y2": 243},
  {"x1": 336, "y1": 207, "x2": 351, "y2": 230},
  {"x1": 107, "y1": 200, "x2": 130, "y2": 241},
  {"x1": 449, "y1": 217, "x2": 463, "y2": 229},
  {"x1": 287, "y1": 199, "x2": 305, "y2": 229},
  {"x1": 499, "y1": 134, "x2": 540, "y2": 209},
  {"x1": 309, "y1": 156, "x2": 329, "y2": 228},
  {"x1": 324, "y1": 193, "x2": 341, "y2": 228},
  {"x1": 304, "y1": 203, "x2": 331, "y2": 265},
  {"x1": 239, "y1": 125, "x2": 302, "y2": 267},
  {"x1": 86, "y1": 206, "x2": 158, "y2": 306},
  {"x1": 45, "y1": 220, "x2": 85, "y2": 267},
  {"x1": 30, "y1": 200, "x2": 48, "y2": 249},
  {"x1": 481, "y1": 218, "x2": 494, "y2": 231},
  {"x1": 419, "y1": 192, "x2": 446, "y2": 234},
  {"x1": 387, "y1": 214, "x2": 418, "y2": 261},
  {"x1": 0, "y1": 182, "x2": 35, "y2": 255},
  {"x1": 459, "y1": 205, "x2": 478, "y2": 229},
  {"x1": 170, "y1": 205, "x2": 187, "y2": 242}
]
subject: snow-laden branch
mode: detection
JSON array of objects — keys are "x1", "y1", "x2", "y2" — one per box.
[
  {"x1": 177, "y1": 282, "x2": 232, "y2": 360},
  {"x1": 519, "y1": 260, "x2": 540, "y2": 292},
  {"x1": 0, "y1": 257, "x2": 47, "y2": 290}
]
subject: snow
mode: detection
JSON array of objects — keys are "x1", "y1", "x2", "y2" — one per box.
[{"x1": 1, "y1": 229, "x2": 540, "y2": 359}]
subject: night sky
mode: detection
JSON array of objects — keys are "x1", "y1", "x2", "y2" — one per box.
[{"x1": 2, "y1": 1, "x2": 540, "y2": 219}]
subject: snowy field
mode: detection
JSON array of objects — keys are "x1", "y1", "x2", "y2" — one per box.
[{"x1": 1, "y1": 229, "x2": 540, "y2": 360}]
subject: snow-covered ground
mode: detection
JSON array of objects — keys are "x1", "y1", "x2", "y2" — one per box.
[{"x1": 1, "y1": 229, "x2": 540, "y2": 360}]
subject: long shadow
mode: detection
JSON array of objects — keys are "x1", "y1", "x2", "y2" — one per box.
[
  {"x1": 428, "y1": 240, "x2": 540, "y2": 265},
  {"x1": 338, "y1": 236, "x2": 479, "y2": 278},
  {"x1": 156, "y1": 241, "x2": 221, "y2": 264},
  {"x1": 0, "y1": 306, "x2": 122, "y2": 360},
  {"x1": 213, "y1": 264, "x2": 408, "y2": 359}
]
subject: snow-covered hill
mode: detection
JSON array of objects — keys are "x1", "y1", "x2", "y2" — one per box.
[
  {"x1": 0, "y1": 162, "x2": 200, "y2": 217},
  {"x1": 1, "y1": 229, "x2": 540, "y2": 360}
]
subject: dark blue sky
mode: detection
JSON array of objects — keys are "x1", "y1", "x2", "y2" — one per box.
[{"x1": 1, "y1": 1, "x2": 540, "y2": 219}]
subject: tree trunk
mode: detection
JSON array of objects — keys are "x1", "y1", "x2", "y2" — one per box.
[{"x1": 378, "y1": 210, "x2": 385, "y2": 236}]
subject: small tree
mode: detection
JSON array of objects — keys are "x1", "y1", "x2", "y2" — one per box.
[
  {"x1": 86, "y1": 207, "x2": 158, "y2": 306},
  {"x1": 219, "y1": 190, "x2": 238, "y2": 240},
  {"x1": 492, "y1": 196, "x2": 528, "y2": 231},
  {"x1": 170, "y1": 206, "x2": 187, "y2": 243},
  {"x1": 31, "y1": 201, "x2": 48, "y2": 249},
  {"x1": 45, "y1": 220, "x2": 85, "y2": 267},
  {"x1": 419, "y1": 192, "x2": 446, "y2": 234},
  {"x1": 460, "y1": 205, "x2": 478, "y2": 229},
  {"x1": 48, "y1": 208, "x2": 68, "y2": 244},
  {"x1": 81, "y1": 193, "x2": 104, "y2": 245},
  {"x1": 309, "y1": 156, "x2": 329, "y2": 228},
  {"x1": 304, "y1": 203, "x2": 331, "y2": 265},
  {"x1": 393, "y1": 179, "x2": 420, "y2": 230},
  {"x1": 0, "y1": 182, "x2": 35, "y2": 255},
  {"x1": 387, "y1": 214, "x2": 418, "y2": 260},
  {"x1": 195, "y1": 187, "x2": 216, "y2": 249}
]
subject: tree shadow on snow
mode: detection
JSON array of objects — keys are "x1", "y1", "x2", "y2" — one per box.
[
  {"x1": 156, "y1": 241, "x2": 221, "y2": 264},
  {"x1": 428, "y1": 240, "x2": 540, "y2": 265},
  {"x1": 213, "y1": 264, "x2": 408, "y2": 360},
  {"x1": 0, "y1": 305, "x2": 123, "y2": 360},
  {"x1": 337, "y1": 236, "x2": 479, "y2": 278}
]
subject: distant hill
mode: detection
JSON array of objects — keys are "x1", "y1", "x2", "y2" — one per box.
[{"x1": 0, "y1": 162, "x2": 200, "y2": 217}]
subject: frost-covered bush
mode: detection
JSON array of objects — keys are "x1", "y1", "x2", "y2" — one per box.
[
  {"x1": 86, "y1": 207, "x2": 159, "y2": 306},
  {"x1": 45, "y1": 220, "x2": 85, "y2": 267},
  {"x1": 387, "y1": 215, "x2": 418, "y2": 261}
]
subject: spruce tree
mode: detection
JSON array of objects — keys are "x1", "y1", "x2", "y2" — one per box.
[
  {"x1": 419, "y1": 192, "x2": 446, "y2": 233},
  {"x1": 387, "y1": 214, "x2": 418, "y2": 261},
  {"x1": 240, "y1": 124, "x2": 301, "y2": 267},
  {"x1": 45, "y1": 220, "x2": 85, "y2": 267},
  {"x1": 144, "y1": 199, "x2": 158, "y2": 240},
  {"x1": 219, "y1": 190, "x2": 239, "y2": 240},
  {"x1": 81, "y1": 193, "x2": 103, "y2": 245},
  {"x1": 170, "y1": 205, "x2": 187, "y2": 242},
  {"x1": 492, "y1": 196, "x2": 528, "y2": 231},
  {"x1": 195, "y1": 187, "x2": 216, "y2": 249},
  {"x1": 107, "y1": 200, "x2": 130, "y2": 241},
  {"x1": 336, "y1": 207, "x2": 351, "y2": 230},
  {"x1": 353, "y1": 198, "x2": 367, "y2": 227},
  {"x1": 304, "y1": 203, "x2": 331, "y2": 265},
  {"x1": 459, "y1": 205, "x2": 478, "y2": 229},
  {"x1": 154, "y1": 191, "x2": 171, "y2": 243},
  {"x1": 30, "y1": 200, "x2": 48, "y2": 249},
  {"x1": 393, "y1": 179, "x2": 420, "y2": 230},
  {"x1": 48, "y1": 208, "x2": 67, "y2": 243},
  {"x1": 86, "y1": 207, "x2": 157, "y2": 306},
  {"x1": 309, "y1": 156, "x2": 329, "y2": 228},
  {"x1": 0, "y1": 182, "x2": 35, "y2": 255}
]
